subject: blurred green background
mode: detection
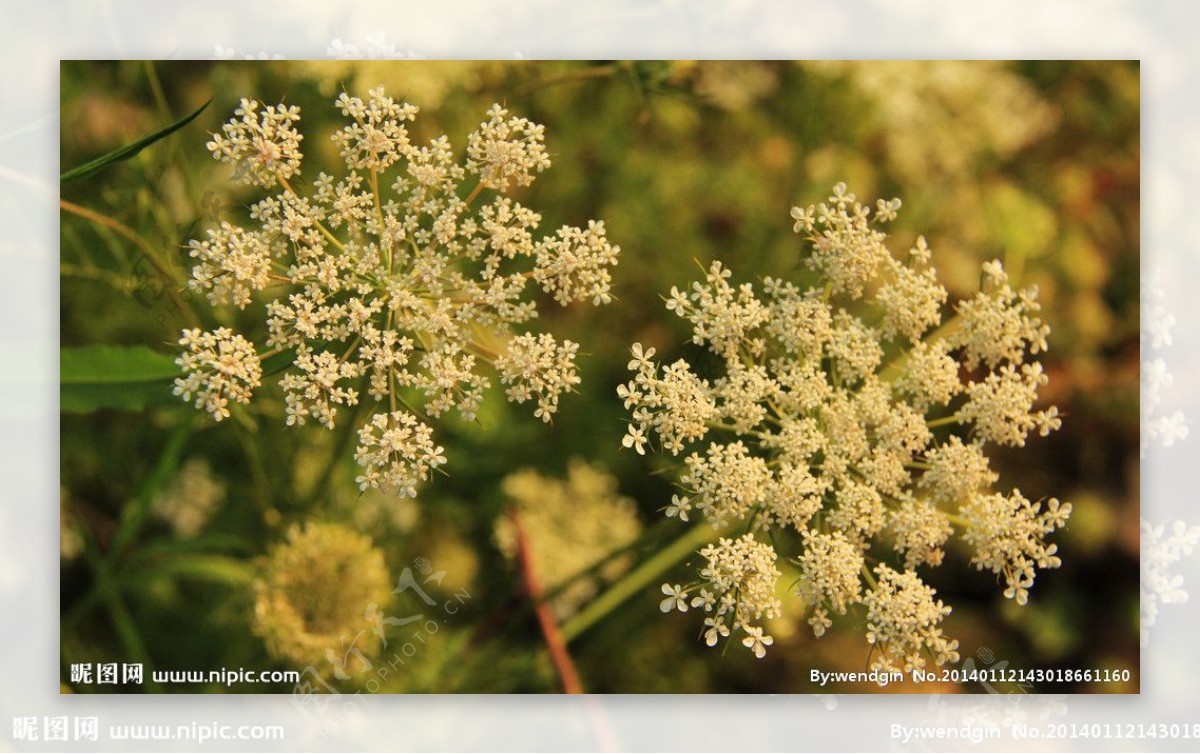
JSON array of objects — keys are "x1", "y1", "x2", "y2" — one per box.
[{"x1": 60, "y1": 60, "x2": 1140, "y2": 693}]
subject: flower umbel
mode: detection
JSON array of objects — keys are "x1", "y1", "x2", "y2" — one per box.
[
  {"x1": 174, "y1": 327, "x2": 262, "y2": 421},
  {"x1": 179, "y1": 88, "x2": 620, "y2": 498},
  {"x1": 252, "y1": 522, "x2": 391, "y2": 671},
  {"x1": 628, "y1": 185, "x2": 1068, "y2": 661},
  {"x1": 659, "y1": 534, "x2": 782, "y2": 653}
]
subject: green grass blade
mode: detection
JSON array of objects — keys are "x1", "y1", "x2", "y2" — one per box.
[{"x1": 60, "y1": 98, "x2": 210, "y2": 184}]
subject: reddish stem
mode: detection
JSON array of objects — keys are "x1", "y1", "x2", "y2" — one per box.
[{"x1": 508, "y1": 506, "x2": 585, "y2": 694}]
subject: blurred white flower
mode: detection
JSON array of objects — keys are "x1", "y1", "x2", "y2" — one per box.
[
  {"x1": 1141, "y1": 519, "x2": 1200, "y2": 646},
  {"x1": 328, "y1": 33, "x2": 423, "y2": 60},
  {"x1": 1141, "y1": 268, "x2": 1187, "y2": 455}
]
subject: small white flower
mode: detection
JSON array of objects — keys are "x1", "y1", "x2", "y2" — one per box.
[
  {"x1": 874, "y1": 197, "x2": 901, "y2": 222},
  {"x1": 1157, "y1": 412, "x2": 1189, "y2": 447},
  {"x1": 808, "y1": 609, "x2": 833, "y2": 637},
  {"x1": 660, "y1": 583, "x2": 689, "y2": 613},
  {"x1": 665, "y1": 494, "x2": 692, "y2": 522},
  {"x1": 627, "y1": 342, "x2": 656, "y2": 371},
  {"x1": 909, "y1": 235, "x2": 932, "y2": 264},
  {"x1": 665, "y1": 286, "x2": 689, "y2": 313},
  {"x1": 790, "y1": 205, "x2": 815, "y2": 233},
  {"x1": 703, "y1": 616, "x2": 730, "y2": 646},
  {"x1": 622, "y1": 424, "x2": 647, "y2": 455},
  {"x1": 741, "y1": 626, "x2": 773, "y2": 658},
  {"x1": 690, "y1": 589, "x2": 715, "y2": 611}
]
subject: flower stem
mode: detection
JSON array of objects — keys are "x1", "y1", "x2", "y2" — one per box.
[
  {"x1": 861, "y1": 563, "x2": 878, "y2": 590},
  {"x1": 81, "y1": 532, "x2": 164, "y2": 691},
  {"x1": 562, "y1": 522, "x2": 726, "y2": 643},
  {"x1": 59, "y1": 198, "x2": 198, "y2": 325},
  {"x1": 943, "y1": 512, "x2": 971, "y2": 528},
  {"x1": 926, "y1": 415, "x2": 961, "y2": 428},
  {"x1": 301, "y1": 388, "x2": 368, "y2": 508},
  {"x1": 464, "y1": 182, "x2": 485, "y2": 206},
  {"x1": 509, "y1": 507, "x2": 584, "y2": 693}
]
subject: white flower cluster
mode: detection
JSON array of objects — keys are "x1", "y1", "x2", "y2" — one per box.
[
  {"x1": 863, "y1": 565, "x2": 959, "y2": 673},
  {"x1": 494, "y1": 332, "x2": 581, "y2": 422},
  {"x1": 173, "y1": 327, "x2": 263, "y2": 421},
  {"x1": 1141, "y1": 519, "x2": 1200, "y2": 646},
  {"x1": 178, "y1": 88, "x2": 619, "y2": 498},
  {"x1": 207, "y1": 99, "x2": 302, "y2": 188},
  {"x1": 960, "y1": 492, "x2": 1070, "y2": 605},
  {"x1": 1141, "y1": 268, "x2": 1187, "y2": 455},
  {"x1": 660, "y1": 534, "x2": 782, "y2": 657},
  {"x1": 467, "y1": 104, "x2": 551, "y2": 191},
  {"x1": 353, "y1": 411, "x2": 447, "y2": 497},
  {"x1": 630, "y1": 185, "x2": 1068, "y2": 661}
]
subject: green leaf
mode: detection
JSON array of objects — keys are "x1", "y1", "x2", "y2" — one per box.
[
  {"x1": 60, "y1": 98, "x2": 211, "y2": 184},
  {"x1": 131, "y1": 554, "x2": 254, "y2": 587},
  {"x1": 60, "y1": 344, "x2": 297, "y2": 414},
  {"x1": 60, "y1": 345, "x2": 180, "y2": 413},
  {"x1": 134, "y1": 534, "x2": 255, "y2": 558}
]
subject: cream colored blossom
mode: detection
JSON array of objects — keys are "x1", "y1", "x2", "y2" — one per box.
[
  {"x1": 895, "y1": 341, "x2": 961, "y2": 412},
  {"x1": 662, "y1": 534, "x2": 781, "y2": 657},
  {"x1": 619, "y1": 346, "x2": 717, "y2": 455},
  {"x1": 953, "y1": 259, "x2": 1050, "y2": 370},
  {"x1": 961, "y1": 491, "x2": 1070, "y2": 605},
  {"x1": 280, "y1": 344, "x2": 364, "y2": 429},
  {"x1": 208, "y1": 98, "x2": 302, "y2": 188},
  {"x1": 919, "y1": 436, "x2": 997, "y2": 508},
  {"x1": 876, "y1": 258, "x2": 946, "y2": 343},
  {"x1": 792, "y1": 182, "x2": 898, "y2": 298},
  {"x1": 180, "y1": 88, "x2": 618, "y2": 498},
  {"x1": 669, "y1": 261, "x2": 769, "y2": 361},
  {"x1": 828, "y1": 311, "x2": 883, "y2": 384},
  {"x1": 333, "y1": 86, "x2": 418, "y2": 171},
  {"x1": 624, "y1": 184, "x2": 1067, "y2": 661},
  {"x1": 353, "y1": 411, "x2": 447, "y2": 497},
  {"x1": 174, "y1": 327, "x2": 262, "y2": 421},
  {"x1": 532, "y1": 221, "x2": 621, "y2": 306},
  {"x1": 959, "y1": 362, "x2": 1062, "y2": 447},
  {"x1": 796, "y1": 530, "x2": 863, "y2": 635},
  {"x1": 680, "y1": 442, "x2": 772, "y2": 529},
  {"x1": 466, "y1": 104, "x2": 551, "y2": 191},
  {"x1": 889, "y1": 495, "x2": 952, "y2": 568},
  {"x1": 495, "y1": 332, "x2": 581, "y2": 422},
  {"x1": 863, "y1": 565, "x2": 959, "y2": 673},
  {"x1": 186, "y1": 222, "x2": 274, "y2": 308}
]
